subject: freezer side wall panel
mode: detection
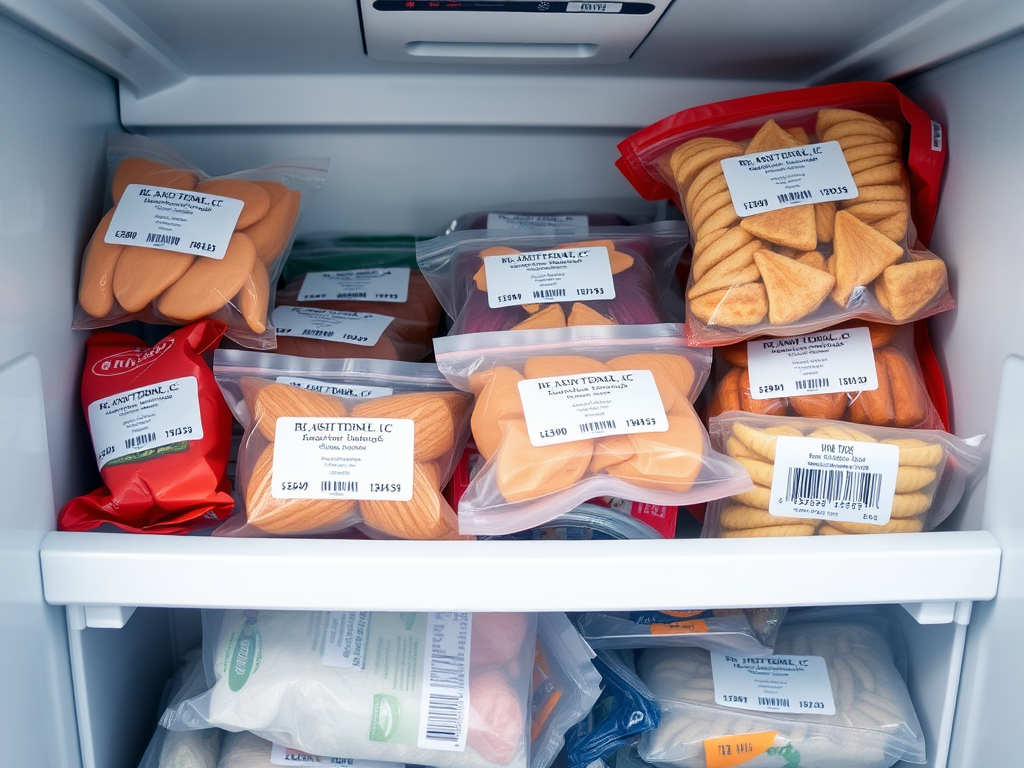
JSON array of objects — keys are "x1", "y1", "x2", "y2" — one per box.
[
  {"x1": 901, "y1": 29, "x2": 1024, "y2": 765},
  {"x1": 0, "y1": 14, "x2": 120, "y2": 767}
]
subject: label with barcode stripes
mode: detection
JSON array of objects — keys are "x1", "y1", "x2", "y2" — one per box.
[
  {"x1": 298, "y1": 268, "x2": 411, "y2": 303},
  {"x1": 272, "y1": 306, "x2": 395, "y2": 348},
  {"x1": 87, "y1": 375, "x2": 203, "y2": 469},
  {"x1": 517, "y1": 369, "x2": 668, "y2": 447},
  {"x1": 721, "y1": 140, "x2": 858, "y2": 217},
  {"x1": 769, "y1": 436, "x2": 898, "y2": 524},
  {"x1": 104, "y1": 183, "x2": 244, "y2": 259},
  {"x1": 271, "y1": 417, "x2": 413, "y2": 501},
  {"x1": 418, "y1": 612, "x2": 471, "y2": 752},
  {"x1": 710, "y1": 653, "x2": 836, "y2": 715},
  {"x1": 746, "y1": 327, "x2": 877, "y2": 399},
  {"x1": 483, "y1": 246, "x2": 616, "y2": 308},
  {"x1": 931, "y1": 120, "x2": 943, "y2": 152}
]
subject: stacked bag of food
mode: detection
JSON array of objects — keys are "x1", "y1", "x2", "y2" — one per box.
[{"x1": 614, "y1": 82, "x2": 985, "y2": 539}]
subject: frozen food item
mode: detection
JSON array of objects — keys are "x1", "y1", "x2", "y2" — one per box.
[
  {"x1": 702, "y1": 412, "x2": 985, "y2": 538},
  {"x1": 416, "y1": 223, "x2": 688, "y2": 336},
  {"x1": 636, "y1": 608, "x2": 926, "y2": 768},
  {"x1": 272, "y1": 266, "x2": 442, "y2": 361},
  {"x1": 707, "y1": 322, "x2": 945, "y2": 429},
  {"x1": 59, "y1": 321, "x2": 234, "y2": 534},
  {"x1": 615, "y1": 83, "x2": 953, "y2": 346},
  {"x1": 434, "y1": 324, "x2": 751, "y2": 536},
  {"x1": 564, "y1": 650, "x2": 661, "y2": 768},
  {"x1": 576, "y1": 609, "x2": 784, "y2": 656},
  {"x1": 213, "y1": 350, "x2": 472, "y2": 539},
  {"x1": 531, "y1": 613, "x2": 604, "y2": 768},
  {"x1": 164, "y1": 611, "x2": 537, "y2": 768},
  {"x1": 73, "y1": 132, "x2": 328, "y2": 349},
  {"x1": 216, "y1": 731, "x2": 410, "y2": 768},
  {"x1": 446, "y1": 204, "x2": 651, "y2": 234}
]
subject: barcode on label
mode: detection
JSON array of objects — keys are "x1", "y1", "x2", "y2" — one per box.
[
  {"x1": 786, "y1": 468, "x2": 883, "y2": 509},
  {"x1": 146, "y1": 233, "x2": 180, "y2": 246},
  {"x1": 336, "y1": 292, "x2": 366, "y2": 299},
  {"x1": 302, "y1": 329, "x2": 335, "y2": 338},
  {"x1": 777, "y1": 190, "x2": 812, "y2": 204},
  {"x1": 125, "y1": 432, "x2": 156, "y2": 450},
  {"x1": 321, "y1": 480, "x2": 358, "y2": 492},
  {"x1": 532, "y1": 288, "x2": 566, "y2": 299},
  {"x1": 579, "y1": 419, "x2": 616, "y2": 433},
  {"x1": 931, "y1": 120, "x2": 943, "y2": 151},
  {"x1": 424, "y1": 693, "x2": 463, "y2": 744},
  {"x1": 795, "y1": 378, "x2": 830, "y2": 391},
  {"x1": 758, "y1": 696, "x2": 790, "y2": 707}
]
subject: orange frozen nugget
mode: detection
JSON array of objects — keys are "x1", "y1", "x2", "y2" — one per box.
[
  {"x1": 157, "y1": 232, "x2": 257, "y2": 322},
  {"x1": 495, "y1": 421, "x2": 592, "y2": 502},
  {"x1": 606, "y1": 413, "x2": 705, "y2": 492}
]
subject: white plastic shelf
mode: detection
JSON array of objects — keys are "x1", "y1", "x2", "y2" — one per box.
[{"x1": 41, "y1": 530, "x2": 1000, "y2": 616}]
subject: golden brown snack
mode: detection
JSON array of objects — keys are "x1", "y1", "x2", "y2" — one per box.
[
  {"x1": 112, "y1": 246, "x2": 195, "y2": 313},
  {"x1": 236, "y1": 258, "x2": 270, "y2": 334},
  {"x1": 78, "y1": 209, "x2": 123, "y2": 318},
  {"x1": 243, "y1": 379, "x2": 348, "y2": 441},
  {"x1": 242, "y1": 181, "x2": 301, "y2": 264},
  {"x1": 604, "y1": 414, "x2": 705, "y2": 492},
  {"x1": 156, "y1": 232, "x2": 257, "y2": 322},
  {"x1": 194, "y1": 178, "x2": 271, "y2": 229},
  {"x1": 360, "y1": 462, "x2": 461, "y2": 540},
  {"x1": 754, "y1": 249, "x2": 836, "y2": 324},
  {"x1": 351, "y1": 391, "x2": 471, "y2": 462},
  {"x1": 510, "y1": 303, "x2": 566, "y2": 331},
  {"x1": 495, "y1": 420, "x2": 593, "y2": 502}
]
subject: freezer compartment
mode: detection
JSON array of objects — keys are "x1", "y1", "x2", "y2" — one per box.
[{"x1": 62, "y1": 603, "x2": 978, "y2": 768}]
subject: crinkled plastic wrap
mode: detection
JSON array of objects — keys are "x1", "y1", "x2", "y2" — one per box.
[
  {"x1": 213, "y1": 350, "x2": 472, "y2": 539},
  {"x1": 576, "y1": 609, "x2": 785, "y2": 656},
  {"x1": 707, "y1": 322, "x2": 945, "y2": 429},
  {"x1": 615, "y1": 83, "x2": 954, "y2": 346},
  {"x1": 73, "y1": 133, "x2": 328, "y2": 349},
  {"x1": 531, "y1": 613, "x2": 604, "y2": 768},
  {"x1": 636, "y1": 608, "x2": 926, "y2": 768},
  {"x1": 564, "y1": 650, "x2": 661, "y2": 768},
  {"x1": 703, "y1": 412, "x2": 985, "y2": 538},
  {"x1": 434, "y1": 324, "x2": 751, "y2": 536},
  {"x1": 163, "y1": 610, "x2": 537, "y2": 768},
  {"x1": 417, "y1": 222, "x2": 688, "y2": 336}
]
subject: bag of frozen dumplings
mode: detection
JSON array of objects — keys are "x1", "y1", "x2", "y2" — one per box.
[{"x1": 434, "y1": 323, "x2": 751, "y2": 536}]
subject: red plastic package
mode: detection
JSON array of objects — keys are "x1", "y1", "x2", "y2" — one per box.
[
  {"x1": 59, "y1": 320, "x2": 234, "y2": 533},
  {"x1": 615, "y1": 82, "x2": 953, "y2": 346}
]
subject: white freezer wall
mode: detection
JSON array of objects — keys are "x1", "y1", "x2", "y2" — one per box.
[
  {"x1": 0, "y1": 12, "x2": 120, "y2": 768},
  {"x1": 900, "y1": 30, "x2": 1024, "y2": 766}
]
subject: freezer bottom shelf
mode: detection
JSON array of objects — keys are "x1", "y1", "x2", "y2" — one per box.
[{"x1": 66, "y1": 603, "x2": 974, "y2": 768}]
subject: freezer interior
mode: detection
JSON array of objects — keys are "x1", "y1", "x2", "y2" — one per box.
[{"x1": 1, "y1": 1, "x2": 1023, "y2": 766}]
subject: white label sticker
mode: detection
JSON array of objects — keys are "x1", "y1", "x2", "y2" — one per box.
[
  {"x1": 322, "y1": 611, "x2": 372, "y2": 669},
  {"x1": 769, "y1": 436, "x2": 899, "y2": 525},
  {"x1": 418, "y1": 612, "x2": 472, "y2": 752},
  {"x1": 484, "y1": 246, "x2": 616, "y2": 308},
  {"x1": 517, "y1": 369, "x2": 668, "y2": 447},
  {"x1": 298, "y1": 268, "x2": 411, "y2": 304},
  {"x1": 271, "y1": 741, "x2": 402, "y2": 767},
  {"x1": 87, "y1": 375, "x2": 203, "y2": 469},
  {"x1": 931, "y1": 121, "x2": 943, "y2": 152},
  {"x1": 272, "y1": 306, "x2": 395, "y2": 347},
  {"x1": 711, "y1": 653, "x2": 836, "y2": 715},
  {"x1": 271, "y1": 418, "x2": 414, "y2": 501},
  {"x1": 567, "y1": 2, "x2": 623, "y2": 11},
  {"x1": 485, "y1": 213, "x2": 589, "y2": 232},
  {"x1": 104, "y1": 183, "x2": 243, "y2": 259},
  {"x1": 276, "y1": 376, "x2": 393, "y2": 400},
  {"x1": 746, "y1": 327, "x2": 878, "y2": 399},
  {"x1": 721, "y1": 141, "x2": 858, "y2": 216}
]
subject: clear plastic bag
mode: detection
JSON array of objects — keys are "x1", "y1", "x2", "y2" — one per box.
[
  {"x1": 706, "y1": 321, "x2": 945, "y2": 429},
  {"x1": 531, "y1": 613, "x2": 604, "y2": 768},
  {"x1": 576, "y1": 609, "x2": 785, "y2": 656},
  {"x1": 703, "y1": 412, "x2": 986, "y2": 537},
  {"x1": 417, "y1": 222, "x2": 688, "y2": 336},
  {"x1": 444, "y1": 200, "x2": 658, "y2": 234},
  {"x1": 164, "y1": 610, "x2": 538, "y2": 768},
  {"x1": 615, "y1": 83, "x2": 953, "y2": 346},
  {"x1": 213, "y1": 350, "x2": 473, "y2": 539},
  {"x1": 268, "y1": 235, "x2": 443, "y2": 362},
  {"x1": 636, "y1": 607, "x2": 926, "y2": 768},
  {"x1": 564, "y1": 650, "x2": 661, "y2": 768},
  {"x1": 434, "y1": 324, "x2": 751, "y2": 536},
  {"x1": 73, "y1": 132, "x2": 328, "y2": 349}
]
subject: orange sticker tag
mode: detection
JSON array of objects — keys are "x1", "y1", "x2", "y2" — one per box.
[
  {"x1": 649, "y1": 619, "x2": 710, "y2": 635},
  {"x1": 704, "y1": 731, "x2": 779, "y2": 768}
]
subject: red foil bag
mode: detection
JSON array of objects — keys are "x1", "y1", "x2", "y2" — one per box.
[{"x1": 59, "y1": 320, "x2": 234, "y2": 533}]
